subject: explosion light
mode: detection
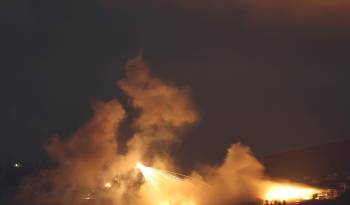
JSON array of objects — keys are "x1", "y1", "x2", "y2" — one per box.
[
  {"x1": 13, "y1": 162, "x2": 22, "y2": 168},
  {"x1": 135, "y1": 162, "x2": 158, "y2": 181},
  {"x1": 135, "y1": 162, "x2": 198, "y2": 205},
  {"x1": 104, "y1": 182, "x2": 112, "y2": 188},
  {"x1": 264, "y1": 183, "x2": 322, "y2": 202}
]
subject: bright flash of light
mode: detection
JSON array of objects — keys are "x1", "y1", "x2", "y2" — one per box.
[
  {"x1": 14, "y1": 162, "x2": 22, "y2": 168},
  {"x1": 264, "y1": 183, "x2": 322, "y2": 202},
  {"x1": 135, "y1": 162, "x2": 198, "y2": 205},
  {"x1": 104, "y1": 182, "x2": 112, "y2": 188},
  {"x1": 84, "y1": 196, "x2": 91, "y2": 200},
  {"x1": 135, "y1": 162, "x2": 183, "y2": 184}
]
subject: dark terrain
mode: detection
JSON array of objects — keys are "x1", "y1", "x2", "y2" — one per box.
[
  {"x1": 261, "y1": 140, "x2": 350, "y2": 205},
  {"x1": 262, "y1": 140, "x2": 350, "y2": 187}
]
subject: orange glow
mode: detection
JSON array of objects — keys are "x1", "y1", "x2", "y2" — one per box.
[
  {"x1": 104, "y1": 182, "x2": 112, "y2": 188},
  {"x1": 136, "y1": 162, "x2": 198, "y2": 205},
  {"x1": 136, "y1": 162, "x2": 157, "y2": 181},
  {"x1": 263, "y1": 182, "x2": 322, "y2": 202},
  {"x1": 17, "y1": 56, "x2": 333, "y2": 205},
  {"x1": 135, "y1": 162, "x2": 324, "y2": 205}
]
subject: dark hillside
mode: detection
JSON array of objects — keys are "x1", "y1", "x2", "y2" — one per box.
[{"x1": 262, "y1": 140, "x2": 350, "y2": 185}]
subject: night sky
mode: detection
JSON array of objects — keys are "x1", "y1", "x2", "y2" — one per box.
[{"x1": 1, "y1": 0, "x2": 350, "y2": 168}]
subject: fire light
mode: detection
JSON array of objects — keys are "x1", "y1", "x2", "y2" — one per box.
[
  {"x1": 135, "y1": 162, "x2": 155, "y2": 180},
  {"x1": 104, "y1": 182, "x2": 112, "y2": 188},
  {"x1": 264, "y1": 183, "x2": 322, "y2": 202},
  {"x1": 13, "y1": 162, "x2": 22, "y2": 168},
  {"x1": 135, "y1": 162, "x2": 197, "y2": 205}
]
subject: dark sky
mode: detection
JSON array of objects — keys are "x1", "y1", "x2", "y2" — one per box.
[{"x1": 1, "y1": 0, "x2": 350, "y2": 167}]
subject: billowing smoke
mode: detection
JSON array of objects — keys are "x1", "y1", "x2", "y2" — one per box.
[
  {"x1": 17, "y1": 54, "x2": 319, "y2": 205},
  {"x1": 17, "y1": 54, "x2": 201, "y2": 204},
  {"x1": 135, "y1": 143, "x2": 267, "y2": 205},
  {"x1": 197, "y1": 144, "x2": 265, "y2": 204},
  {"x1": 17, "y1": 100, "x2": 128, "y2": 204},
  {"x1": 118, "y1": 53, "x2": 198, "y2": 168}
]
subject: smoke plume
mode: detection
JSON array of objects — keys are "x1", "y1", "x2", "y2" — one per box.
[
  {"x1": 17, "y1": 54, "x2": 318, "y2": 205},
  {"x1": 17, "y1": 54, "x2": 201, "y2": 204},
  {"x1": 18, "y1": 100, "x2": 127, "y2": 204},
  {"x1": 118, "y1": 53, "x2": 198, "y2": 167}
]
